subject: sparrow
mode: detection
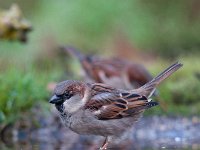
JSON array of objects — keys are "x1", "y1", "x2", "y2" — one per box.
[
  {"x1": 62, "y1": 46, "x2": 154, "y2": 90},
  {"x1": 49, "y1": 62, "x2": 182, "y2": 149}
]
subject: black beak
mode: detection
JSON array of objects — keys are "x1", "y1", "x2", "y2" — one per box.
[{"x1": 49, "y1": 95, "x2": 63, "y2": 104}]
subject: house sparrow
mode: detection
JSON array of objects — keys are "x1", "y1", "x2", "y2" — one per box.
[
  {"x1": 49, "y1": 62, "x2": 182, "y2": 149},
  {"x1": 62, "y1": 46, "x2": 154, "y2": 90}
]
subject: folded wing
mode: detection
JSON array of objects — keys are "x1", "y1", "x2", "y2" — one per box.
[{"x1": 85, "y1": 83, "x2": 158, "y2": 120}]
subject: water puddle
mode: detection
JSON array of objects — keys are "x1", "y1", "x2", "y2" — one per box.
[{"x1": 1, "y1": 116, "x2": 200, "y2": 150}]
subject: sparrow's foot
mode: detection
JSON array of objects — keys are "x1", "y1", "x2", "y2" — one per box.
[{"x1": 99, "y1": 137, "x2": 108, "y2": 150}]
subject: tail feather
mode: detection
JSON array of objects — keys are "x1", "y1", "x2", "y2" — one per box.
[
  {"x1": 135, "y1": 62, "x2": 183, "y2": 97},
  {"x1": 61, "y1": 46, "x2": 85, "y2": 61},
  {"x1": 146, "y1": 101, "x2": 159, "y2": 108}
]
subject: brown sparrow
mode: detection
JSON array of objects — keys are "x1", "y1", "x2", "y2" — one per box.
[
  {"x1": 49, "y1": 62, "x2": 182, "y2": 149},
  {"x1": 62, "y1": 46, "x2": 154, "y2": 90}
]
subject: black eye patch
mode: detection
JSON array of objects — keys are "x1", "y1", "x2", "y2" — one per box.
[{"x1": 63, "y1": 91, "x2": 73, "y2": 99}]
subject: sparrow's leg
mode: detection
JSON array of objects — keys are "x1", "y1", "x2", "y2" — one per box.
[{"x1": 100, "y1": 137, "x2": 108, "y2": 150}]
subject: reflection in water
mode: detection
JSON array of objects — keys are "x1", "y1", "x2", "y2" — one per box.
[{"x1": 1, "y1": 116, "x2": 200, "y2": 150}]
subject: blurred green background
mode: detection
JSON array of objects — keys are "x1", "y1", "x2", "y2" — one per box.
[{"x1": 0, "y1": 0, "x2": 200, "y2": 125}]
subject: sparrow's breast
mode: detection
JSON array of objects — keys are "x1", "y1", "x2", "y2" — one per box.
[{"x1": 63, "y1": 110, "x2": 141, "y2": 137}]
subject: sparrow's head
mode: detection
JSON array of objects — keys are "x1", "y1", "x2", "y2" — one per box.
[{"x1": 49, "y1": 80, "x2": 89, "y2": 113}]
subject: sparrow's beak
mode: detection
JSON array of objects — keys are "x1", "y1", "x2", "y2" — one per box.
[{"x1": 49, "y1": 95, "x2": 62, "y2": 104}]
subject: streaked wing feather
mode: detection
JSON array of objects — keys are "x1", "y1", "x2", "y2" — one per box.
[
  {"x1": 96, "y1": 102, "x2": 128, "y2": 119},
  {"x1": 85, "y1": 83, "x2": 119, "y2": 110},
  {"x1": 85, "y1": 83, "x2": 158, "y2": 120}
]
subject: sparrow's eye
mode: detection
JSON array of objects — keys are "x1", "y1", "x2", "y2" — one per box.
[{"x1": 63, "y1": 91, "x2": 73, "y2": 99}]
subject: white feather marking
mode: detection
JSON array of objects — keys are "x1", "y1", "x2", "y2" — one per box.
[
  {"x1": 148, "y1": 98, "x2": 152, "y2": 102},
  {"x1": 64, "y1": 87, "x2": 91, "y2": 113},
  {"x1": 120, "y1": 93, "x2": 122, "y2": 97},
  {"x1": 148, "y1": 88, "x2": 156, "y2": 98},
  {"x1": 63, "y1": 94, "x2": 86, "y2": 113},
  {"x1": 94, "y1": 110, "x2": 101, "y2": 115},
  {"x1": 102, "y1": 106, "x2": 107, "y2": 109},
  {"x1": 82, "y1": 88, "x2": 90, "y2": 103}
]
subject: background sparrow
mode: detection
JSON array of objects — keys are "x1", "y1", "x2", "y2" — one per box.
[
  {"x1": 49, "y1": 62, "x2": 182, "y2": 149},
  {"x1": 62, "y1": 46, "x2": 154, "y2": 90}
]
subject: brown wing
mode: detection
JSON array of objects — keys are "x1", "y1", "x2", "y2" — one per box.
[
  {"x1": 85, "y1": 83, "x2": 158, "y2": 120},
  {"x1": 85, "y1": 83, "x2": 118, "y2": 110},
  {"x1": 63, "y1": 47, "x2": 152, "y2": 88},
  {"x1": 89, "y1": 58, "x2": 154, "y2": 90},
  {"x1": 93, "y1": 62, "x2": 120, "y2": 77}
]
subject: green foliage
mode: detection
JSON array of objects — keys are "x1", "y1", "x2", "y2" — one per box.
[
  {"x1": 1, "y1": 0, "x2": 198, "y2": 57},
  {"x1": 170, "y1": 76, "x2": 200, "y2": 104},
  {"x1": 145, "y1": 57, "x2": 200, "y2": 116},
  {"x1": 0, "y1": 69, "x2": 52, "y2": 124},
  {"x1": 33, "y1": 0, "x2": 200, "y2": 57}
]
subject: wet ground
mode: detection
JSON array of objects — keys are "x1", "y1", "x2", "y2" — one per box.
[{"x1": 1, "y1": 111, "x2": 200, "y2": 150}]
